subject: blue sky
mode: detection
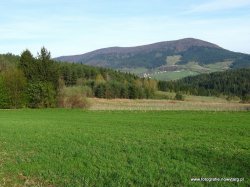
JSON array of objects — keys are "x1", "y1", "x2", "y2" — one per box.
[{"x1": 0, "y1": 0, "x2": 250, "y2": 57}]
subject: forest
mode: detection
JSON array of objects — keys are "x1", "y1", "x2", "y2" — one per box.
[
  {"x1": 0, "y1": 48, "x2": 157, "y2": 109},
  {"x1": 1, "y1": 48, "x2": 250, "y2": 109},
  {"x1": 158, "y1": 68, "x2": 250, "y2": 102}
]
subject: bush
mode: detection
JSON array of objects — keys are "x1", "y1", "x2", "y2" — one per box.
[
  {"x1": 175, "y1": 92, "x2": 184, "y2": 101},
  {"x1": 0, "y1": 76, "x2": 10, "y2": 108},
  {"x1": 27, "y1": 82, "x2": 56, "y2": 108},
  {"x1": 226, "y1": 95, "x2": 240, "y2": 102},
  {"x1": 1, "y1": 69, "x2": 27, "y2": 108},
  {"x1": 62, "y1": 86, "x2": 92, "y2": 97},
  {"x1": 57, "y1": 86, "x2": 91, "y2": 109},
  {"x1": 241, "y1": 94, "x2": 250, "y2": 103},
  {"x1": 153, "y1": 91, "x2": 171, "y2": 100},
  {"x1": 67, "y1": 94, "x2": 90, "y2": 108},
  {"x1": 58, "y1": 94, "x2": 90, "y2": 109}
]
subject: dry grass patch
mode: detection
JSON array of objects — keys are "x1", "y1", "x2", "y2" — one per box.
[{"x1": 89, "y1": 98, "x2": 250, "y2": 111}]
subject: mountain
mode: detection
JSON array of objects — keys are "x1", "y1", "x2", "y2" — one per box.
[{"x1": 55, "y1": 38, "x2": 250, "y2": 81}]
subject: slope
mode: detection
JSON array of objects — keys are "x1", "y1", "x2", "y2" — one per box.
[{"x1": 55, "y1": 38, "x2": 250, "y2": 80}]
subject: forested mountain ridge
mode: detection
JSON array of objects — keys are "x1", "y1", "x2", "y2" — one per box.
[
  {"x1": 55, "y1": 38, "x2": 250, "y2": 80},
  {"x1": 56, "y1": 38, "x2": 220, "y2": 63},
  {"x1": 158, "y1": 68, "x2": 250, "y2": 101}
]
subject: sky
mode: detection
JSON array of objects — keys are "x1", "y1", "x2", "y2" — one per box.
[{"x1": 0, "y1": 0, "x2": 250, "y2": 57}]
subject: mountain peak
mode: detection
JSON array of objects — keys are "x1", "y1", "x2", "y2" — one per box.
[
  {"x1": 54, "y1": 38, "x2": 250, "y2": 81},
  {"x1": 160, "y1": 38, "x2": 221, "y2": 51},
  {"x1": 55, "y1": 38, "x2": 221, "y2": 63}
]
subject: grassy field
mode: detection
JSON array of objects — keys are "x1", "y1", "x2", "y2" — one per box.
[
  {"x1": 204, "y1": 61, "x2": 233, "y2": 72},
  {"x1": 150, "y1": 70, "x2": 200, "y2": 81},
  {"x1": 89, "y1": 97, "x2": 250, "y2": 111},
  {"x1": 0, "y1": 110, "x2": 249, "y2": 186},
  {"x1": 116, "y1": 58, "x2": 235, "y2": 81}
]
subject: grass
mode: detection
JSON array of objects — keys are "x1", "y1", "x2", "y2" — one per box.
[
  {"x1": 204, "y1": 61, "x2": 233, "y2": 72},
  {"x1": 184, "y1": 61, "x2": 209, "y2": 72},
  {"x1": 150, "y1": 70, "x2": 199, "y2": 81},
  {"x1": 0, "y1": 110, "x2": 249, "y2": 186},
  {"x1": 117, "y1": 59, "x2": 234, "y2": 81},
  {"x1": 89, "y1": 96, "x2": 250, "y2": 111},
  {"x1": 166, "y1": 55, "x2": 181, "y2": 65}
]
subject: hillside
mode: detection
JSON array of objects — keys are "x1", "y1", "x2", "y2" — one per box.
[
  {"x1": 158, "y1": 68, "x2": 250, "y2": 101},
  {"x1": 55, "y1": 38, "x2": 250, "y2": 80}
]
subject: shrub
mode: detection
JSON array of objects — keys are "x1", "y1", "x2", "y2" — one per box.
[
  {"x1": 241, "y1": 94, "x2": 250, "y2": 103},
  {"x1": 62, "y1": 86, "x2": 92, "y2": 97},
  {"x1": 67, "y1": 94, "x2": 90, "y2": 108},
  {"x1": 57, "y1": 86, "x2": 91, "y2": 109},
  {"x1": 2, "y1": 69, "x2": 27, "y2": 108},
  {"x1": 226, "y1": 95, "x2": 240, "y2": 102},
  {"x1": 58, "y1": 94, "x2": 90, "y2": 109},
  {"x1": 175, "y1": 92, "x2": 184, "y2": 101},
  {"x1": 0, "y1": 76, "x2": 10, "y2": 108}
]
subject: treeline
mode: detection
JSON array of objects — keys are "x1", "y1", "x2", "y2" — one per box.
[
  {"x1": 0, "y1": 48, "x2": 157, "y2": 109},
  {"x1": 0, "y1": 53, "x2": 19, "y2": 72},
  {"x1": 0, "y1": 48, "x2": 59, "y2": 108},
  {"x1": 59, "y1": 63, "x2": 157, "y2": 99},
  {"x1": 158, "y1": 68, "x2": 250, "y2": 101},
  {"x1": 1, "y1": 47, "x2": 249, "y2": 109}
]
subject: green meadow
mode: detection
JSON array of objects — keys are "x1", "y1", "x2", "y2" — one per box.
[
  {"x1": 0, "y1": 110, "x2": 249, "y2": 186},
  {"x1": 150, "y1": 70, "x2": 199, "y2": 81}
]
